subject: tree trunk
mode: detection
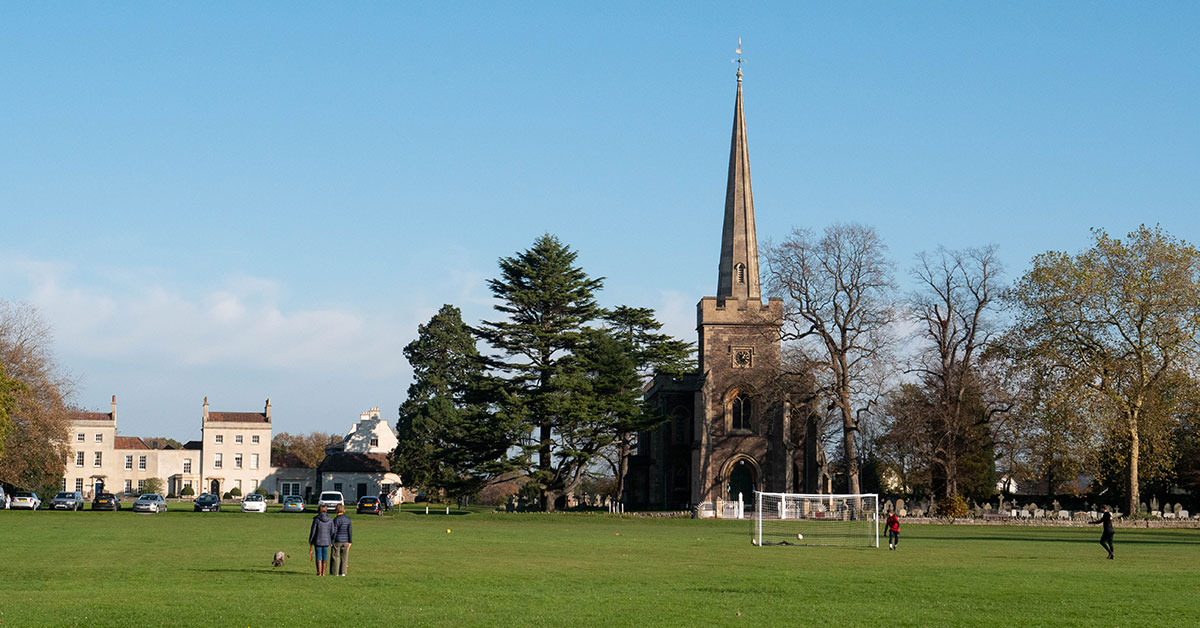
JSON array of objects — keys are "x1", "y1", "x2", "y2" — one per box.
[
  {"x1": 539, "y1": 422, "x2": 552, "y2": 511},
  {"x1": 840, "y1": 396, "x2": 860, "y2": 494},
  {"x1": 615, "y1": 430, "x2": 630, "y2": 506},
  {"x1": 1128, "y1": 414, "x2": 1140, "y2": 515}
]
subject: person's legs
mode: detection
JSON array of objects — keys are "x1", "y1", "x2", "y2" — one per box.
[
  {"x1": 332, "y1": 543, "x2": 349, "y2": 575},
  {"x1": 314, "y1": 545, "x2": 329, "y2": 575},
  {"x1": 1101, "y1": 533, "x2": 1114, "y2": 558},
  {"x1": 330, "y1": 543, "x2": 341, "y2": 575}
]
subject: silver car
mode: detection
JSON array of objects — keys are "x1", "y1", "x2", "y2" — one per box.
[
  {"x1": 51, "y1": 491, "x2": 85, "y2": 511},
  {"x1": 10, "y1": 491, "x2": 41, "y2": 510},
  {"x1": 132, "y1": 493, "x2": 168, "y2": 513}
]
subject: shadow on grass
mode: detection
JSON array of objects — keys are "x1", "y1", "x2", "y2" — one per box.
[
  {"x1": 919, "y1": 532, "x2": 1200, "y2": 546},
  {"x1": 192, "y1": 568, "x2": 309, "y2": 577}
]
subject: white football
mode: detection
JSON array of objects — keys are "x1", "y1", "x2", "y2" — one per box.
[
  {"x1": 796, "y1": 533, "x2": 804, "y2": 540},
  {"x1": 751, "y1": 538, "x2": 759, "y2": 546}
]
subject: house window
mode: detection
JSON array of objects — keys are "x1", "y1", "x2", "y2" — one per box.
[
  {"x1": 76, "y1": 451, "x2": 85, "y2": 467},
  {"x1": 370, "y1": 437, "x2": 379, "y2": 447},
  {"x1": 334, "y1": 483, "x2": 343, "y2": 492},
  {"x1": 215, "y1": 434, "x2": 223, "y2": 444},
  {"x1": 251, "y1": 479, "x2": 259, "y2": 491},
  {"x1": 234, "y1": 479, "x2": 242, "y2": 491},
  {"x1": 250, "y1": 453, "x2": 259, "y2": 470},
  {"x1": 75, "y1": 478, "x2": 84, "y2": 492},
  {"x1": 95, "y1": 433, "x2": 103, "y2": 443},
  {"x1": 61, "y1": 478, "x2": 67, "y2": 490},
  {"x1": 183, "y1": 459, "x2": 192, "y2": 474},
  {"x1": 125, "y1": 455, "x2": 133, "y2": 470},
  {"x1": 234, "y1": 454, "x2": 243, "y2": 469},
  {"x1": 731, "y1": 393, "x2": 752, "y2": 432},
  {"x1": 281, "y1": 482, "x2": 300, "y2": 497},
  {"x1": 183, "y1": 480, "x2": 193, "y2": 490},
  {"x1": 214, "y1": 453, "x2": 223, "y2": 469},
  {"x1": 138, "y1": 455, "x2": 147, "y2": 471},
  {"x1": 235, "y1": 435, "x2": 243, "y2": 444},
  {"x1": 251, "y1": 435, "x2": 259, "y2": 444},
  {"x1": 94, "y1": 451, "x2": 103, "y2": 467},
  {"x1": 124, "y1": 479, "x2": 132, "y2": 493},
  {"x1": 137, "y1": 480, "x2": 145, "y2": 492},
  {"x1": 76, "y1": 433, "x2": 85, "y2": 442}
]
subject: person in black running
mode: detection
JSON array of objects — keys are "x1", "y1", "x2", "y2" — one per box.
[{"x1": 1090, "y1": 505, "x2": 1114, "y2": 559}]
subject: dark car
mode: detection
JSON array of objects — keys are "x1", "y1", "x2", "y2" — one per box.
[
  {"x1": 92, "y1": 492, "x2": 121, "y2": 511},
  {"x1": 193, "y1": 493, "x2": 221, "y2": 512},
  {"x1": 356, "y1": 496, "x2": 382, "y2": 515}
]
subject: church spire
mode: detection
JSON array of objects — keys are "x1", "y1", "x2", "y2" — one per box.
[{"x1": 716, "y1": 64, "x2": 761, "y2": 303}]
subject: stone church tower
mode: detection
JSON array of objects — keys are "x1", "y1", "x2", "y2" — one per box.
[{"x1": 629, "y1": 69, "x2": 827, "y2": 512}]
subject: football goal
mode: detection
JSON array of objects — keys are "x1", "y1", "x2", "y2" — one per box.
[{"x1": 751, "y1": 491, "x2": 879, "y2": 548}]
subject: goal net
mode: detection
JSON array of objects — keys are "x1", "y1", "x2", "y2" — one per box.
[{"x1": 751, "y1": 492, "x2": 879, "y2": 548}]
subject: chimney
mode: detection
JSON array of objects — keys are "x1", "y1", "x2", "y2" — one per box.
[
  {"x1": 111, "y1": 395, "x2": 117, "y2": 421},
  {"x1": 203, "y1": 396, "x2": 209, "y2": 421},
  {"x1": 265, "y1": 398, "x2": 271, "y2": 421}
]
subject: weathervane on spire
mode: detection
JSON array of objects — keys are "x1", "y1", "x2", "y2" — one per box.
[{"x1": 732, "y1": 38, "x2": 744, "y2": 79}]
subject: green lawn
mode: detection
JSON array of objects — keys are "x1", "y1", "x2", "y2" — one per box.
[{"x1": 3, "y1": 505, "x2": 1198, "y2": 627}]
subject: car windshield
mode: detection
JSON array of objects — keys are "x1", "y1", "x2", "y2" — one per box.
[
  {"x1": 246, "y1": 495, "x2": 262, "y2": 501},
  {"x1": 320, "y1": 493, "x2": 340, "y2": 500},
  {"x1": 14, "y1": 492, "x2": 33, "y2": 498},
  {"x1": 285, "y1": 497, "x2": 302, "y2": 503},
  {"x1": 56, "y1": 492, "x2": 73, "y2": 498},
  {"x1": 97, "y1": 494, "x2": 114, "y2": 499},
  {"x1": 138, "y1": 494, "x2": 156, "y2": 500}
]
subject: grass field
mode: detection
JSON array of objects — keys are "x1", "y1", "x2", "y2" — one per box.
[{"x1": 3, "y1": 505, "x2": 1198, "y2": 627}]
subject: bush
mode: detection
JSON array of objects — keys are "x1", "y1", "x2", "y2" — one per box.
[
  {"x1": 937, "y1": 495, "x2": 969, "y2": 518},
  {"x1": 229, "y1": 487, "x2": 242, "y2": 497},
  {"x1": 254, "y1": 487, "x2": 268, "y2": 496},
  {"x1": 223, "y1": 491, "x2": 233, "y2": 500},
  {"x1": 143, "y1": 477, "x2": 164, "y2": 495},
  {"x1": 180, "y1": 486, "x2": 195, "y2": 497},
  {"x1": 166, "y1": 493, "x2": 177, "y2": 499}
]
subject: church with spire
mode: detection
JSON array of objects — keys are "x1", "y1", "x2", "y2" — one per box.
[{"x1": 627, "y1": 67, "x2": 829, "y2": 513}]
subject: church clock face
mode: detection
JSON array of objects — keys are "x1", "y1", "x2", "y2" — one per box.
[{"x1": 732, "y1": 348, "x2": 753, "y2": 368}]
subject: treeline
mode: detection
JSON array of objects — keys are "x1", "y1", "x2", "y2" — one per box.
[{"x1": 765, "y1": 223, "x2": 1200, "y2": 516}]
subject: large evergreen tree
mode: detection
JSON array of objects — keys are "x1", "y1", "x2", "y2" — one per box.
[
  {"x1": 393, "y1": 304, "x2": 516, "y2": 500},
  {"x1": 476, "y1": 234, "x2": 604, "y2": 510}
]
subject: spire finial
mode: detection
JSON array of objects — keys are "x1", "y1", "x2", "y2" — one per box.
[{"x1": 732, "y1": 38, "x2": 744, "y2": 80}]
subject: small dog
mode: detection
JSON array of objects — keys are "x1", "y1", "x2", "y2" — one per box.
[{"x1": 272, "y1": 551, "x2": 288, "y2": 567}]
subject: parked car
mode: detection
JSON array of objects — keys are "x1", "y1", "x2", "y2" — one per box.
[
  {"x1": 0, "y1": 485, "x2": 7, "y2": 509},
  {"x1": 51, "y1": 491, "x2": 85, "y2": 511},
  {"x1": 317, "y1": 491, "x2": 344, "y2": 510},
  {"x1": 92, "y1": 492, "x2": 121, "y2": 511},
  {"x1": 10, "y1": 491, "x2": 41, "y2": 510},
  {"x1": 132, "y1": 493, "x2": 168, "y2": 513},
  {"x1": 241, "y1": 493, "x2": 267, "y2": 513},
  {"x1": 193, "y1": 493, "x2": 221, "y2": 512},
  {"x1": 281, "y1": 496, "x2": 306, "y2": 513},
  {"x1": 356, "y1": 496, "x2": 382, "y2": 515}
]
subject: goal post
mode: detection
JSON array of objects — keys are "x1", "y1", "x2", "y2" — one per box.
[{"x1": 751, "y1": 491, "x2": 879, "y2": 548}]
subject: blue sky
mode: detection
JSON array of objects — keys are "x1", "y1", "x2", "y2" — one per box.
[{"x1": 2, "y1": 3, "x2": 1197, "y2": 439}]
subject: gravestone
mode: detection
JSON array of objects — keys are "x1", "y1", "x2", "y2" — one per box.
[
  {"x1": 983, "y1": 503, "x2": 993, "y2": 513},
  {"x1": 899, "y1": 508, "x2": 907, "y2": 517},
  {"x1": 895, "y1": 498, "x2": 906, "y2": 513},
  {"x1": 1180, "y1": 510, "x2": 1190, "y2": 519},
  {"x1": 1139, "y1": 502, "x2": 1149, "y2": 515},
  {"x1": 1058, "y1": 510, "x2": 1070, "y2": 520},
  {"x1": 1034, "y1": 509, "x2": 1045, "y2": 518},
  {"x1": 1174, "y1": 503, "x2": 1183, "y2": 516},
  {"x1": 1052, "y1": 499, "x2": 1061, "y2": 512},
  {"x1": 1150, "y1": 496, "x2": 1159, "y2": 512}
]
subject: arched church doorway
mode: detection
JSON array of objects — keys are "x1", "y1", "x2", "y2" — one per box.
[{"x1": 726, "y1": 458, "x2": 756, "y2": 504}]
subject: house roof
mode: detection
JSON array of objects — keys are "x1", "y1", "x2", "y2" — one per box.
[
  {"x1": 206, "y1": 411, "x2": 269, "y2": 423},
  {"x1": 317, "y1": 452, "x2": 391, "y2": 474},
  {"x1": 182, "y1": 440, "x2": 203, "y2": 450},
  {"x1": 71, "y1": 411, "x2": 113, "y2": 422},
  {"x1": 114, "y1": 436, "x2": 149, "y2": 450}
]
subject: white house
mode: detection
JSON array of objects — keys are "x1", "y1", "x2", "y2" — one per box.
[{"x1": 317, "y1": 408, "x2": 402, "y2": 502}]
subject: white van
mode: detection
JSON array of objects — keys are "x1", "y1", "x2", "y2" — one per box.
[{"x1": 317, "y1": 491, "x2": 344, "y2": 510}]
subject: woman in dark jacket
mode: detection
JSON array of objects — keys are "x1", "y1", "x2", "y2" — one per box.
[{"x1": 309, "y1": 505, "x2": 335, "y2": 576}]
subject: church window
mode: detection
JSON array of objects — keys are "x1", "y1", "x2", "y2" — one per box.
[
  {"x1": 736, "y1": 263, "x2": 746, "y2": 284},
  {"x1": 672, "y1": 409, "x2": 689, "y2": 444},
  {"x1": 731, "y1": 393, "x2": 752, "y2": 432}
]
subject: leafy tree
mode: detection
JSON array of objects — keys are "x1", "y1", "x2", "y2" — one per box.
[
  {"x1": 0, "y1": 361, "x2": 24, "y2": 462},
  {"x1": 393, "y1": 304, "x2": 516, "y2": 501},
  {"x1": 143, "y1": 477, "x2": 164, "y2": 495},
  {"x1": 764, "y1": 223, "x2": 897, "y2": 494},
  {"x1": 271, "y1": 431, "x2": 341, "y2": 468},
  {"x1": 0, "y1": 301, "x2": 73, "y2": 496},
  {"x1": 1010, "y1": 225, "x2": 1200, "y2": 514},
  {"x1": 143, "y1": 437, "x2": 183, "y2": 450},
  {"x1": 476, "y1": 234, "x2": 604, "y2": 510},
  {"x1": 600, "y1": 306, "x2": 695, "y2": 504}
]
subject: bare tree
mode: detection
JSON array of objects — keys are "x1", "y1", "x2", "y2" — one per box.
[
  {"x1": 765, "y1": 223, "x2": 897, "y2": 494},
  {"x1": 906, "y1": 246, "x2": 1012, "y2": 498},
  {"x1": 0, "y1": 301, "x2": 74, "y2": 493}
]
